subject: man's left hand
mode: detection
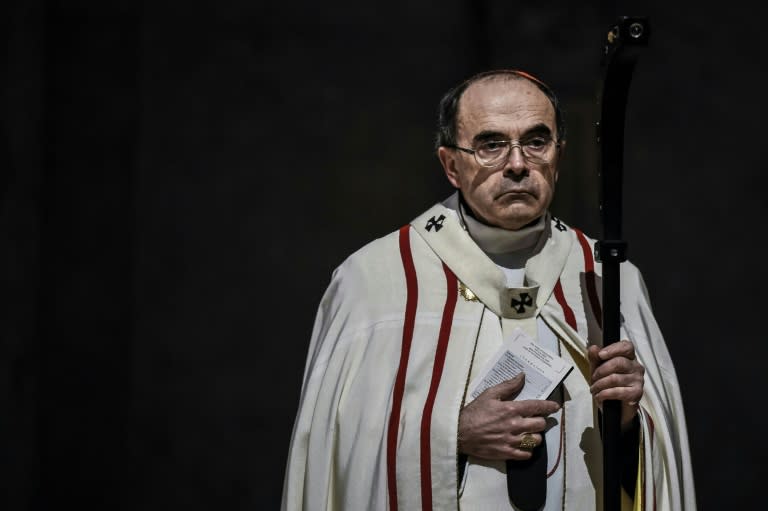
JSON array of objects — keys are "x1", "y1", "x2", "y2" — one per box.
[{"x1": 587, "y1": 340, "x2": 644, "y2": 431}]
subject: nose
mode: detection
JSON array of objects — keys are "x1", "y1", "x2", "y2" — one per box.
[{"x1": 504, "y1": 145, "x2": 527, "y2": 177}]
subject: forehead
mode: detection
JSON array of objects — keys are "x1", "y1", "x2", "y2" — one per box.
[{"x1": 456, "y1": 77, "x2": 555, "y2": 139}]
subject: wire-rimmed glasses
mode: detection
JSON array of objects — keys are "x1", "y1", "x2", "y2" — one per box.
[{"x1": 447, "y1": 136, "x2": 560, "y2": 167}]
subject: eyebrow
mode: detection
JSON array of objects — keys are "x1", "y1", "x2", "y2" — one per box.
[{"x1": 471, "y1": 123, "x2": 553, "y2": 144}]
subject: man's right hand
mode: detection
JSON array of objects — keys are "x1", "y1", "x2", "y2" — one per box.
[{"x1": 457, "y1": 373, "x2": 560, "y2": 460}]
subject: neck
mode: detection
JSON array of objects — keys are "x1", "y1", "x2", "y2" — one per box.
[{"x1": 459, "y1": 200, "x2": 545, "y2": 255}]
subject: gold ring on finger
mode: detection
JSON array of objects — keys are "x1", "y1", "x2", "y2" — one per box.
[{"x1": 519, "y1": 433, "x2": 536, "y2": 450}]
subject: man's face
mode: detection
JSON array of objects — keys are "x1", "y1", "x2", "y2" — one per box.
[{"x1": 437, "y1": 77, "x2": 563, "y2": 230}]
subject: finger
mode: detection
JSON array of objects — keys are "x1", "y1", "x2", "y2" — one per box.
[
  {"x1": 513, "y1": 432, "x2": 543, "y2": 449},
  {"x1": 592, "y1": 357, "x2": 643, "y2": 381},
  {"x1": 587, "y1": 345, "x2": 601, "y2": 374},
  {"x1": 597, "y1": 340, "x2": 636, "y2": 361},
  {"x1": 465, "y1": 443, "x2": 530, "y2": 461},
  {"x1": 591, "y1": 371, "x2": 643, "y2": 401},
  {"x1": 495, "y1": 445, "x2": 535, "y2": 461},
  {"x1": 592, "y1": 385, "x2": 643, "y2": 405},
  {"x1": 483, "y1": 373, "x2": 525, "y2": 401},
  {"x1": 590, "y1": 371, "x2": 644, "y2": 395},
  {"x1": 513, "y1": 399, "x2": 561, "y2": 418},
  {"x1": 507, "y1": 450, "x2": 535, "y2": 461},
  {"x1": 468, "y1": 435, "x2": 542, "y2": 461},
  {"x1": 508, "y1": 432, "x2": 545, "y2": 460},
  {"x1": 503, "y1": 416, "x2": 549, "y2": 435},
  {"x1": 491, "y1": 435, "x2": 545, "y2": 461}
]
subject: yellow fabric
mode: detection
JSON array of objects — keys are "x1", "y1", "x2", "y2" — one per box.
[
  {"x1": 620, "y1": 425, "x2": 645, "y2": 511},
  {"x1": 620, "y1": 432, "x2": 646, "y2": 511},
  {"x1": 633, "y1": 432, "x2": 645, "y2": 511}
]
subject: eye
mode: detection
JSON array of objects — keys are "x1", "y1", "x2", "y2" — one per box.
[
  {"x1": 523, "y1": 136, "x2": 550, "y2": 151},
  {"x1": 479, "y1": 140, "x2": 508, "y2": 153}
]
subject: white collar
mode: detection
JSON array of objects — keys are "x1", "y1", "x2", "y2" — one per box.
[
  {"x1": 411, "y1": 193, "x2": 573, "y2": 319},
  {"x1": 459, "y1": 201, "x2": 546, "y2": 255}
]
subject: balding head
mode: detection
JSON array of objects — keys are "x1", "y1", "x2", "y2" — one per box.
[{"x1": 435, "y1": 70, "x2": 566, "y2": 151}]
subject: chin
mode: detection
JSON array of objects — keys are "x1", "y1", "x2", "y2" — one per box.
[
  {"x1": 501, "y1": 220, "x2": 535, "y2": 231},
  {"x1": 496, "y1": 208, "x2": 541, "y2": 230}
]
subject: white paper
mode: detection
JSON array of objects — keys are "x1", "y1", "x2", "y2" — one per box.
[{"x1": 469, "y1": 327, "x2": 573, "y2": 401}]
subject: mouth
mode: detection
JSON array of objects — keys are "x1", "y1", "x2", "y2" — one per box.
[{"x1": 496, "y1": 189, "x2": 536, "y2": 200}]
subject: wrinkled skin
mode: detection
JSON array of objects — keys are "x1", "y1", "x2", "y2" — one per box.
[{"x1": 446, "y1": 77, "x2": 645, "y2": 459}]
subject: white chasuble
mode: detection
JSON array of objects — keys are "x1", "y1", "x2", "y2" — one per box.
[{"x1": 281, "y1": 192, "x2": 696, "y2": 511}]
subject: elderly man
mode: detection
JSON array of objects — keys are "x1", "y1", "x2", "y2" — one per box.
[{"x1": 281, "y1": 70, "x2": 696, "y2": 510}]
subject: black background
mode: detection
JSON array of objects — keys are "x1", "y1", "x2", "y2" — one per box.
[{"x1": 3, "y1": 1, "x2": 766, "y2": 509}]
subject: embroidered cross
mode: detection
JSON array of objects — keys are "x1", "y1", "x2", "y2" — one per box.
[
  {"x1": 425, "y1": 214, "x2": 446, "y2": 232},
  {"x1": 510, "y1": 292, "x2": 533, "y2": 313},
  {"x1": 553, "y1": 217, "x2": 567, "y2": 232}
]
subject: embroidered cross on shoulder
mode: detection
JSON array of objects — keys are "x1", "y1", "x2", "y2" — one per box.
[{"x1": 425, "y1": 215, "x2": 446, "y2": 232}]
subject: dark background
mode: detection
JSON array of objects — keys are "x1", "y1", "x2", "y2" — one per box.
[{"x1": 2, "y1": 1, "x2": 766, "y2": 509}]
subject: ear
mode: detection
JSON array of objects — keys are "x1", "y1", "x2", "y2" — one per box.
[
  {"x1": 437, "y1": 146, "x2": 461, "y2": 189},
  {"x1": 554, "y1": 139, "x2": 566, "y2": 183}
]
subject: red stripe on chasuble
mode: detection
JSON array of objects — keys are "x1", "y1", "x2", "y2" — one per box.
[
  {"x1": 553, "y1": 279, "x2": 577, "y2": 330},
  {"x1": 642, "y1": 409, "x2": 657, "y2": 511},
  {"x1": 419, "y1": 263, "x2": 458, "y2": 511},
  {"x1": 573, "y1": 228, "x2": 603, "y2": 329},
  {"x1": 387, "y1": 226, "x2": 419, "y2": 511}
]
